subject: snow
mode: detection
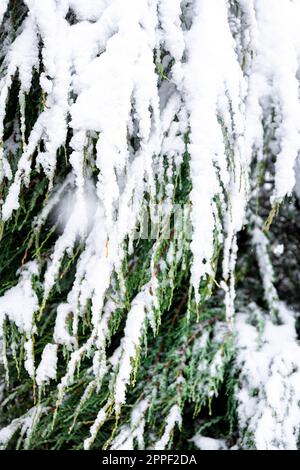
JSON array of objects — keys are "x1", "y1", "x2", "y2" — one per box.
[
  {"x1": 251, "y1": 218, "x2": 279, "y2": 317},
  {"x1": 273, "y1": 244, "x2": 284, "y2": 257},
  {"x1": 191, "y1": 434, "x2": 227, "y2": 450},
  {"x1": 68, "y1": 0, "x2": 109, "y2": 21},
  {"x1": 24, "y1": 338, "x2": 35, "y2": 378},
  {"x1": 53, "y1": 303, "x2": 75, "y2": 349},
  {"x1": 0, "y1": 0, "x2": 272, "y2": 322},
  {"x1": 182, "y1": 0, "x2": 247, "y2": 320},
  {"x1": 1, "y1": 0, "x2": 300, "y2": 451},
  {"x1": 110, "y1": 399, "x2": 149, "y2": 450},
  {"x1": 0, "y1": 1, "x2": 8, "y2": 25},
  {"x1": 0, "y1": 262, "x2": 39, "y2": 378},
  {"x1": 114, "y1": 282, "x2": 152, "y2": 412},
  {"x1": 0, "y1": 261, "x2": 39, "y2": 336},
  {"x1": 236, "y1": 303, "x2": 300, "y2": 450},
  {"x1": 0, "y1": 405, "x2": 44, "y2": 450},
  {"x1": 83, "y1": 404, "x2": 108, "y2": 450},
  {"x1": 1, "y1": 0, "x2": 300, "y2": 278},
  {"x1": 154, "y1": 404, "x2": 182, "y2": 450},
  {"x1": 35, "y1": 343, "x2": 58, "y2": 387}
]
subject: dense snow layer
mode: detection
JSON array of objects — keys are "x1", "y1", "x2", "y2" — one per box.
[
  {"x1": 236, "y1": 303, "x2": 300, "y2": 450},
  {"x1": 1, "y1": 0, "x2": 300, "y2": 307},
  {"x1": 1, "y1": 0, "x2": 300, "y2": 450},
  {"x1": 0, "y1": 262, "x2": 39, "y2": 378}
]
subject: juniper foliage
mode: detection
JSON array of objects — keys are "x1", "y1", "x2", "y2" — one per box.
[{"x1": 0, "y1": 0, "x2": 300, "y2": 451}]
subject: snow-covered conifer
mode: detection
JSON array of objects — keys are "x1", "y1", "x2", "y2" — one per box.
[{"x1": 1, "y1": 0, "x2": 300, "y2": 450}]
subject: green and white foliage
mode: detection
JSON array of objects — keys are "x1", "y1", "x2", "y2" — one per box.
[{"x1": 0, "y1": 0, "x2": 300, "y2": 450}]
